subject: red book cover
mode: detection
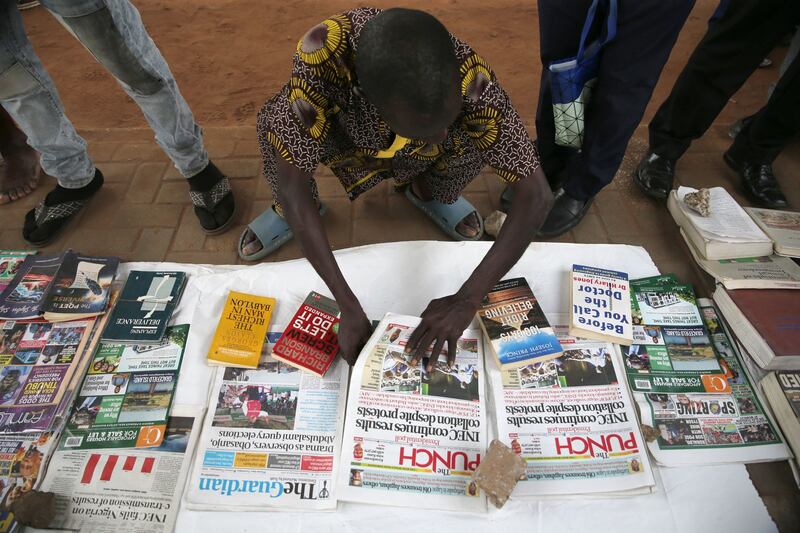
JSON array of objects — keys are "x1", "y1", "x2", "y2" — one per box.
[
  {"x1": 272, "y1": 292, "x2": 340, "y2": 376},
  {"x1": 725, "y1": 288, "x2": 800, "y2": 357}
]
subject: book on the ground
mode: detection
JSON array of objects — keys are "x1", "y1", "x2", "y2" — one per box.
[
  {"x1": 477, "y1": 277, "x2": 562, "y2": 369},
  {"x1": 185, "y1": 328, "x2": 350, "y2": 511},
  {"x1": 487, "y1": 317, "x2": 656, "y2": 496},
  {"x1": 744, "y1": 207, "x2": 800, "y2": 258},
  {"x1": 41, "y1": 253, "x2": 119, "y2": 322},
  {"x1": 761, "y1": 371, "x2": 800, "y2": 472},
  {"x1": 102, "y1": 271, "x2": 187, "y2": 344},
  {"x1": 207, "y1": 291, "x2": 276, "y2": 368},
  {"x1": 271, "y1": 291, "x2": 340, "y2": 376},
  {"x1": 713, "y1": 286, "x2": 800, "y2": 370},
  {"x1": 0, "y1": 317, "x2": 98, "y2": 433},
  {"x1": 41, "y1": 405, "x2": 203, "y2": 532},
  {"x1": 682, "y1": 228, "x2": 800, "y2": 289},
  {"x1": 0, "y1": 250, "x2": 36, "y2": 293},
  {"x1": 0, "y1": 251, "x2": 118, "y2": 322},
  {"x1": 569, "y1": 264, "x2": 633, "y2": 344},
  {"x1": 61, "y1": 324, "x2": 188, "y2": 449},
  {"x1": 337, "y1": 313, "x2": 487, "y2": 512},
  {"x1": 0, "y1": 253, "x2": 65, "y2": 320},
  {"x1": 667, "y1": 187, "x2": 772, "y2": 260}
]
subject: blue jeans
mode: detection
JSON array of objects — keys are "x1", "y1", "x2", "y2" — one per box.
[{"x1": 0, "y1": 0, "x2": 208, "y2": 187}]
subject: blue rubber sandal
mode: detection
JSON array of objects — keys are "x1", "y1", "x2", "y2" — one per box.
[
  {"x1": 404, "y1": 187, "x2": 484, "y2": 241},
  {"x1": 238, "y1": 203, "x2": 327, "y2": 261}
]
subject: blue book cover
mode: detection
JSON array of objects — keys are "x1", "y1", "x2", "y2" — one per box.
[{"x1": 478, "y1": 277, "x2": 563, "y2": 368}]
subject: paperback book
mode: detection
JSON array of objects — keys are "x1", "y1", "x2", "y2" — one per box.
[
  {"x1": 0, "y1": 250, "x2": 36, "y2": 293},
  {"x1": 569, "y1": 264, "x2": 633, "y2": 344},
  {"x1": 0, "y1": 251, "x2": 118, "y2": 322},
  {"x1": 271, "y1": 291, "x2": 340, "y2": 377},
  {"x1": 102, "y1": 270, "x2": 187, "y2": 344},
  {"x1": 477, "y1": 277, "x2": 562, "y2": 369},
  {"x1": 207, "y1": 291, "x2": 276, "y2": 368},
  {"x1": 760, "y1": 371, "x2": 800, "y2": 473},
  {"x1": 744, "y1": 207, "x2": 800, "y2": 257},
  {"x1": 61, "y1": 324, "x2": 188, "y2": 449}
]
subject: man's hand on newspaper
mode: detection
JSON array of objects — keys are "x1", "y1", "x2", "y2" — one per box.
[
  {"x1": 338, "y1": 305, "x2": 372, "y2": 365},
  {"x1": 405, "y1": 293, "x2": 477, "y2": 371}
]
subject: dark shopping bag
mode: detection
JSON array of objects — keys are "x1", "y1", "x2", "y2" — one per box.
[{"x1": 549, "y1": 0, "x2": 617, "y2": 148}]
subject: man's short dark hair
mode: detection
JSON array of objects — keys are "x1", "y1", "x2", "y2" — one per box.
[{"x1": 355, "y1": 8, "x2": 460, "y2": 131}]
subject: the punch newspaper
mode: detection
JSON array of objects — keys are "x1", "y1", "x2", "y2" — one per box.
[
  {"x1": 487, "y1": 318, "x2": 655, "y2": 496},
  {"x1": 185, "y1": 328, "x2": 349, "y2": 510},
  {"x1": 337, "y1": 314, "x2": 487, "y2": 512}
]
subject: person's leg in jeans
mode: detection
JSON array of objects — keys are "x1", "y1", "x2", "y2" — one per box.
[
  {"x1": 41, "y1": 0, "x2": 236, "y2": 234},
  {"x1": 724, "y1": 50, "x2": 800, "y2": 208},
  {"x1": 538, "y1": 0, "x2": 694, "y2": 237},
  {"x1": 636, "y1": 0, "x2": 798, "y2": 199}
]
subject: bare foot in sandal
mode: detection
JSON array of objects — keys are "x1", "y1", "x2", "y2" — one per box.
[
  {"x1": 410, "y1": 179, "x2": 480, "y2": 238},
  {"x1": 0, "y1": 109, "x2": 41, "y2": 204},
  {"x1": 240, "y1": 228, "x2": 264, "y2": 256}
]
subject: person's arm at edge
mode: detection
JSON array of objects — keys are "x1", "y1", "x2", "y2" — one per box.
[
  {"x1": 406, "y1": 166, "x2": 554, "y2": 369},
  {"x1": 274, "y1": 152, "x2": 372, "y2": 364}
]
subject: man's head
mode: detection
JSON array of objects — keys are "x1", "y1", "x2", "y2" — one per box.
[{"x1": 355, "y1": 8, "x2": 461, "y2": 143}]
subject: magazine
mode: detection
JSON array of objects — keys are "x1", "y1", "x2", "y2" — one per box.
[
  {"x1": 486, "y1": 321, "x2": 655, "y2": 496},
  {"x1": 185, "y1": 328, "x2": 349, "y2": 511},
  {"x1": 0, "y1": 253, "x2": 65, "y2": 320},
  {"x1": 0, "y1": 319, "x2": 97, "y2": 433},
  {"x1": 0, "y1": 431, "x2": 58, "y2": 532},
  {"x1": 40, "y1": 405, "x2": 203, "y2": 533},
  {"x1": 337, "y1": 314, "x2": 487, "y2": 512},
  {"x1": 624, "y1": 289, "x2": 790, "y2": 465},
  {"x1": 61, "y1": 325, "x2": 188, "y2": 450}
]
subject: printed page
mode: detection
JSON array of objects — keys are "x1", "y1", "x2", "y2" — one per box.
[
  {"x1": 185, "y1": 329, "x2": 348, "y2": 511},
  {"x1": 487, "y1": 321, "x2": 654, "y2": 496},
  {"x1": 0, "y1": 431, "x2": 57, "y2": 533},
  {"x1": 40, "y1": 405, "x2": 203, "y2": 533},
  {"x1": 676, "y1": 187, "x2": 768, "y2": 242},
  {"x1": 337, "y1": 313, "x2": 487, "y2": 513}
]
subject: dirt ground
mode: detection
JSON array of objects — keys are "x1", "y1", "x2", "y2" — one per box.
[{"x1": 18, "y1": 0, "x2": 781, "y2": 132}]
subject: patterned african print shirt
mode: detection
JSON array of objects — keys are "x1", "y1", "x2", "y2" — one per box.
[{"x1": 257, "y1": 7, "x2": 540, "y2": 207}]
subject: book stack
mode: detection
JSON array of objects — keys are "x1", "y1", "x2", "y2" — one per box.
[
  {"x1": 760, "y1": 371, "x2": 800, "y2": 482},
  {"x1": 668, "y1": 187, "x2": 800, "y2": 290}
]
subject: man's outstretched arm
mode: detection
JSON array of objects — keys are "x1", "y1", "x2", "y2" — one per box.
[
  {"x1": 406, "y1": 167, "x2": 554, "y2": 369},
  {"x1": 274, "y1": 153, "x2": 372, "y2": 364}
]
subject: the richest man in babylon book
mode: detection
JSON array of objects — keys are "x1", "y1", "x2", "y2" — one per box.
[{"x1": 477, "y1": 277, "x2": 562, "y2": 369}]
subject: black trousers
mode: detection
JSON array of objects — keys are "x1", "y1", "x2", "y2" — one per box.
[
  {"x1": 649, "y1": 0, "x2": 800, "y2": 162},
  {"x1": 537, "y1": 0, "x2": 693, "y2": 201}
]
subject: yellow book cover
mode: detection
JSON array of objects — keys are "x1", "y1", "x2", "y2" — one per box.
[{"x1": 207, "y1": 291, "x2": 276, "y2": 368}]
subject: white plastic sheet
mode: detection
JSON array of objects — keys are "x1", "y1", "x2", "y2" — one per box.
[{"x1": 119, "y1": 242, "x2": 775, "y2": 533}]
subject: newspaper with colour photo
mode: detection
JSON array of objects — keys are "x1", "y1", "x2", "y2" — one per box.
[
  {"x1": 39, "y1": 405, "x2": 203, "y2": 533},
  {"x1": 487, "y1": 319, "x2": 655, "y2": 496},
  {"x1": 337, "y1": 313, "x2": 487, "y2": 512},
  {"x1": 185, "y1": 329, "x2": 349, "y2": 511}
]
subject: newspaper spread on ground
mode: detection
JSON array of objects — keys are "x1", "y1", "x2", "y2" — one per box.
[
  {"x1": 39, "y1": 405, "x2": 202, "y2": 533},
  {"x1": 337, "y1": 313, "x2": 487, "y2": 512},
  {"x1": 486, "y1": 319, "x2": 655, "y2": 496},
  {"x1": 623, "y1": 294, "x2": 790, "y2": 466},
  {"x1": 185, "y1": 329, "x2": 349, "y2": 511},
  {"x1": 0, "y1": 430, "x2": 58, "y2": 532}
]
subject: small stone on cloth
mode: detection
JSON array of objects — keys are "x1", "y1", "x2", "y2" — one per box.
[
  {"x1": 684, "y1": 188, "x2": 711, "y2": 217},
  {"x1": 9, "y1": 490, "x2": 56, "y2": 528},
  {"x1": 485, "y1": 210, "x2": 507, "y2": 238},
  {"x1": 471, "y1": 439, "x2": 526, "y2": 508}
]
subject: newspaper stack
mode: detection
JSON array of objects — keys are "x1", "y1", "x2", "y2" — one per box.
[{"x1": 621, "y1": 275, "x2": 791, "y2": 466}]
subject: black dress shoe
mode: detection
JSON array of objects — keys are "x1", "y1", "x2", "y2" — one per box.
[
  {"x1": 723, "y1": 150, "x2": 788, "y2": 208},
  {"x1": 634, "y1": 151, "x2": 675, "y2": 200},
  {"x1": 537, "y1": 188, "x2": 593, "y2": 238},
  {"x1": 500, "y1": 167, "x2": 567, "y2": 212}
]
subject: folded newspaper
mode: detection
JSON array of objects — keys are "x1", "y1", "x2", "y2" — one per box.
[
  {"x1": 185, "y1": 329, "x2": 349, "y2": 511},
  {"x1": 337, "y1": 314, "x2": 487, "y2": 512},
  {"x1": 487, "y1": 318, "x2": 656, "y2": 496},
  {"x1": 39, "y1": 405, "x2": 203, "y2": 533}
]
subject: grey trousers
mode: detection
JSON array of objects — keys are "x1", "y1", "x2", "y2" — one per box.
[{"x1": 0, "y1": 0, "x2": 208, "y2": 187}]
